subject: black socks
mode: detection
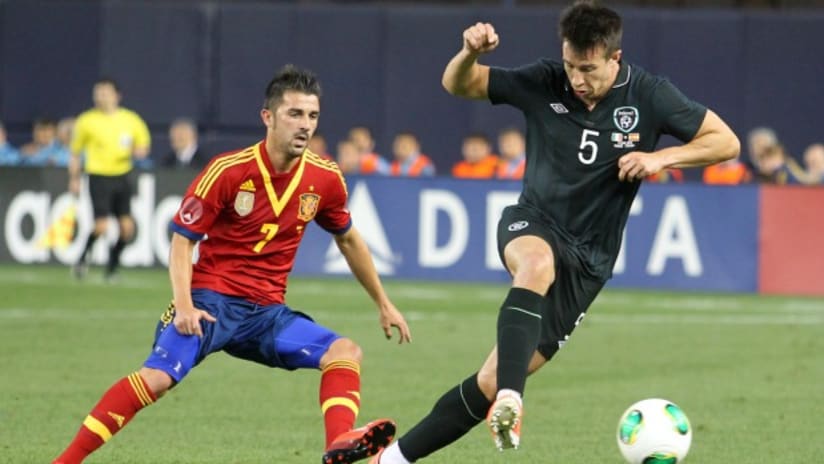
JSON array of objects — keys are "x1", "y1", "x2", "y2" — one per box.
[
  {"x1": 496, "y1": 287, "x2": 544, "y2": 394},
  {"x1": 397, "y1": 374, "x2": 491, "y2": 461}
]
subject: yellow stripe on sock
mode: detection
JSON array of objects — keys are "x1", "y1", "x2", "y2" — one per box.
[
  {"x1": 133, "y1": 373, "x2": 154, "y2": 405},
  {"x1": 83, "y1": 415, "x2": 113, "y2": 442},
  {"x1": 127, "y1": 373, "x2": 153, "y2": 407},
  {"x1": 126, "y1": 373, "x2": 149, "y2": 406},
  {"x1": 321, "y1": 397, "x2": 360, "y2": 416},
  {"x1": 322, "y1": 360, "x2": 360, "y2": 375}
]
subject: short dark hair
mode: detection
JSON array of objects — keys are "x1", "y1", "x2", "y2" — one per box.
[
  {"x1": 33, "y1": 117, "x2": 57, "y2": 128},
  {"x1": 498, "y1": 126, "x2": 523, "y2": 138},
  {"x1": 559, "y1": 1, "x2": 623, "y2": 56},
  {"x1": 464, "y1": 132, "x2": 490, "y2": 144},
  {"x1": 263, "y1": 65, "x2": 322, "y2": 110}
]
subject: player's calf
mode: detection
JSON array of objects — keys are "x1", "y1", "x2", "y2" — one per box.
[{"x1": 52, "y1": 372, "x2": 158, "y2": 464}]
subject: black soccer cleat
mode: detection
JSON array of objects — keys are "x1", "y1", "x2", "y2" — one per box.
[{"x1": 321, "y1": 418, "x2": 396, "y2": 464}]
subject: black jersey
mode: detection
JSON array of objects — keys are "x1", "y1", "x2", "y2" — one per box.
[{"x1": 488, "y1": 60, "x2": 706, "y2": 280}]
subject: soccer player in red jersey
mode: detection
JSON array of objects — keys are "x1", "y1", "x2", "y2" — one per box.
[{"x1": 53, "y1": 65, "x2": 412, "y2": 464}]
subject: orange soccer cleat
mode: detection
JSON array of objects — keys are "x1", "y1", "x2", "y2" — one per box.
[{"x1": 322, "y1": 418, "x2": 396, "y2": 464}]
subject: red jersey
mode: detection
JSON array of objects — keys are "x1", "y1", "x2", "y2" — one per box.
[{"x1": 171, "y1": 141, "x2": 351, "y2": 305}]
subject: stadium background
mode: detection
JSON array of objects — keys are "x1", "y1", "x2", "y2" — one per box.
[
  {"x1": 1, "y1": 0, "x2": 822, "y2": 295},
  {"x1": 2, "y1": 0, "x2": 824, "y2": 171}
]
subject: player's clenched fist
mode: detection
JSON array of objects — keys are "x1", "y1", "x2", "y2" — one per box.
[{"x1": 463, "y1": 22, "x2": 499, "y2": 54}]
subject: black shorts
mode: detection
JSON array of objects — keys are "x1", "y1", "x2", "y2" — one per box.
[
  {"x1": 88, "y1": 174, "x2": 133, "y2": 219},
  {"x1": 497, "y1": 204, "x2": 605, "y2": 361}
]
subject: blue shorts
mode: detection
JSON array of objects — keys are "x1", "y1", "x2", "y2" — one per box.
[{"x1": 144, "y1": 288, "x2": 341, "y2": 382}]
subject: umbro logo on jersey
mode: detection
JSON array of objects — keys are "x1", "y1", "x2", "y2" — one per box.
[
  {"x1": 550, "y1": 103, "x2": 569, "y2": 114},
  {"x1": 508, "y1": 220, "x2": 529, "y2": 232}
]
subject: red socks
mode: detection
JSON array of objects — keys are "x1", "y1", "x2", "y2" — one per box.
[
  {"x1": 319, "y1": 360, "x2": 361, "y2": 448},
  {"x1": 55, "y1": 364, "x2": 363, "y2": 461},
  {"x1": 53, "y1": 372, "x2": 156, "y2": 464}
]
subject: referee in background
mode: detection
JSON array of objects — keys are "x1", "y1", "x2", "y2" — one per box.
[{"x1": 68, "y1": 78, "x2": 151, "y2": 281}]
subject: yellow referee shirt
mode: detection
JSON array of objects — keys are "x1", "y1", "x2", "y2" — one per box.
[{"x1": 71, "y1": 108, "x2": 151, "y2": 176}]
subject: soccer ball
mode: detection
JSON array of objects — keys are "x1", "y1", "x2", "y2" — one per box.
[{"x1": 616, "y1": 398, "x2": 692, "y2": 464}]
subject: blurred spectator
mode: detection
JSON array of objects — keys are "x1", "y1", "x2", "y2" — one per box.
[
  {"x1": 746, "y1": 127, "x2": 779, "y2": 183},
  {"x1": 56, "y1": 117, "x2": 75, "y2": 148},
  {"x1": 803, "y1": 143, "x2": 824, "y2": 185},
  {"x1": 348, "y1": 126, "x2": 390, "y2": 175},
  {"x1": 0, "y1": 121, "x2": 22, "y2": 166},
  {"x1": 308, "y1": 132, "x2": 333, "y2": 160},
  {"x1": 452, "y1": 133, "x2": 498, "y2": 179},
  {"x1": 157, "y1": 118, "x2": 207, "y2": 170},
  {"x1": 390, "y1": 132, "x2": 435, "y2": 177},
  {"x1": 702, "y1": 157, "x2": 752, "y2": 185},
  {"x1": 349, "y1": 125, "x2": 376, "y2": 154},
  {"x1": 756, "y1": 143, "x2": 806, "y2": 184},
  {"x1": 646, "y1": 168, "x2": 684, "y2": 183},
  {"x1": 336, "y1": 139, "x2": 361, "y2": 175},
  {"x1": 20, "y1": 117, "x2": 71, "y2": 167},
  {"x1": 496, "y1": 127, "x2": 526, "y2": 180}
]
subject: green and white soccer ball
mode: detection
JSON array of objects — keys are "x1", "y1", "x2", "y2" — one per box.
[{"x1": 616, "y1": 398, "x2": 692, "y2": 464}]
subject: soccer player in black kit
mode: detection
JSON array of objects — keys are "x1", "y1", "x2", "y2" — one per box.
[{"x1": 371, "y1": 1, "x2": 740, "y2": 463}]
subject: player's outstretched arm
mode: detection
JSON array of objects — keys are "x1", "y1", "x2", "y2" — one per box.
[
  {"x1": 618, "y1": 110, "x2": 740, "y2": 182},
  {"x1": 333, "y1": 227, "x2": 412, "y2": 344},
  {"x1": 442, "y1": 22, "x2": 499, "y2": 100},
  {"x1": 169, "y1": 232, "x2": 216, "y2": 337}
]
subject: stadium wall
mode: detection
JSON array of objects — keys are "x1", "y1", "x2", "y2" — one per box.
[
  {"x1": 1, "y1": 168, "x2": 821, "y2": 295},
  {"x1": 1, "y1": 1, "x2": 824, "y2": 173}
]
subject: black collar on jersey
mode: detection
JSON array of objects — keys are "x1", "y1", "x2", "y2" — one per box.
[{"x1": 612, "y1": 61, "x2": 631, "y2": 88}]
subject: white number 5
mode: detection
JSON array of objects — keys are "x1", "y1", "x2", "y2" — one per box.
[{"x1": 578, "y1": 129, "x2": 599, "y2": 165}]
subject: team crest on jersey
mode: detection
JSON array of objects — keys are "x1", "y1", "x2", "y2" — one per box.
[
  {"x1": 613, "y1": 106, "x2": 639, "y2": 133},
  {"x1": 298, "y1": 193, "x2": 321, "y2": 221},
  {"x1": 234, "y1": 191, "x2": 255, "y2": 217}
]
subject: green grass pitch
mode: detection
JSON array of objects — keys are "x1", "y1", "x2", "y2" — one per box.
[{"x1": 1, "y1": 264, "x2": 822, "y2": 463}]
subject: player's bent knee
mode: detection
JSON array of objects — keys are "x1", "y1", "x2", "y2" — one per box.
[
  {"x1": 137, "y1": 367, "x2": 174, "y2": 398},
  {"x1": 324, "y1": 338, "x2": 363, "y2": 365},
  {"x1": 515, "y1": 253, "x2": 555, "y2": 290},
  {"x1": 119, "y1": 217, "x2": 135, "y2": 240},
  {"x1": 121, "y1": 227, "x2": 135, "y2": 242},
  {"x1": 93, "y1": 222, "x2": 108, "y2": 236}
]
